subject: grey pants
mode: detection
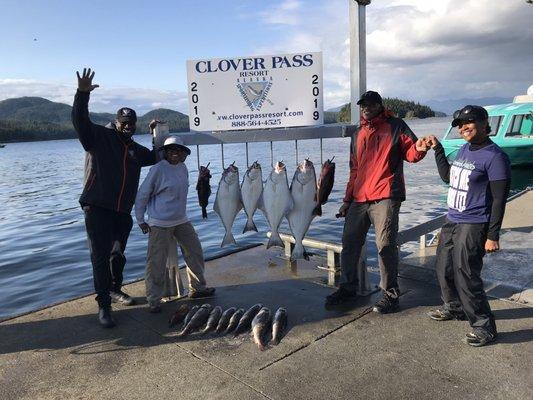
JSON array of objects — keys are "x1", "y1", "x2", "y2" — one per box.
[
  {"x1": 146, "y1": 222, "x2": 207, "y2": 306},
  {"x1": 339, "y1": 199, "x2": 401, "y2": 296}
]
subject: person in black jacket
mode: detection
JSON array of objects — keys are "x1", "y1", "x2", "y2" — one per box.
[{"x1": 73, "y1": 68, "x2": 156, "y2": 328}]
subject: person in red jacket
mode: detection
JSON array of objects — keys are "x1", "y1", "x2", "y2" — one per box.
[{"x1": 326, "y1": 91, "x2": 430, "y2": 312}]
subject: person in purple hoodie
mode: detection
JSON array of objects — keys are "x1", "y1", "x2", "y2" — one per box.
[{"x1": 424, "y1": 105, "x2": 511, "y2": 347}]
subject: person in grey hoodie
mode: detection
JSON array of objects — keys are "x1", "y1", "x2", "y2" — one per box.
[{"x1": 135, "y1": 136, "x2": 215, "y2": 312}]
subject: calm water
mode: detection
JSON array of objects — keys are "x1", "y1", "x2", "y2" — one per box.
[{"x1": 1, "y1": 117, "x2": 531, "y2": 320}]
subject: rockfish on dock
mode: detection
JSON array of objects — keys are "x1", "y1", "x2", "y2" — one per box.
[
  {"x1": 196, "y1": 163, "x2": 212, "y2": 219},
  {"x1": 168, "y1": 303, "x2": 190, "y2": 327},
  {"x1": 215, "y1": 307, "x2": 237, "y2": 334},
  {"x1": 271, "y1": 307, "x2": 288, "y2": 345},
  {"x1": 262, "y1": 161, "x2": 293, "y2": 248},
  {"x1": 241, "y1": 161, "x2": 263, "y2": 233},
  {"x1": 313, "y1": 158, "x2": 335, "y2": 216},
  {"x1": 251, "y1": 307, "x2": 271, "y2": 351},
  {"x1": 225, "y1": 308, "x2": 245, "y2": 334},
  {"x1": 178, "y1": 304, "x2": 212, "y2": 337},
  {"x1": 182, "y1": 305, "x2": 200, "y2": 328},
  {"x1": 201, "y1": 305, "x2": 223, "y2": 334},
  {"x1": 287, "y1": 159, "x2": 317, "y2": 260},
  {"x1": 214, "y1": 163, "x2": 242, "y2": 247},
  {"x1": 234, "y1": 303, "x2": 263, "y2": 336}
]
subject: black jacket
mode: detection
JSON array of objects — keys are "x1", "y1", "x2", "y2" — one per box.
[{"x1": 72, "y1": 90, "x2": 156, "y2": 214}]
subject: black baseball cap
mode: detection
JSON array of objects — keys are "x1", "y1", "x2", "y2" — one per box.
[
  {"x1": 451, "y1": 105, "x2": 488, "y2": 127},
  {"x1": 116, "y1": 107, "x2": 137, "y2": 123},
  {"x1": 356, "y1": 90, "x2": 383, "y2": 105}
]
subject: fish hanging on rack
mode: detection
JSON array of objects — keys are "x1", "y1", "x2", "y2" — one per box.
[
  {"x1": 214, "y1": 162, "x2": 242, "y2": 247},
  {"x1": 262, "y1": 161, "x2": 293, "y2": 248},
  {"x1": 313, "y1": 157, "x2": 336, "y2": 216},
  {"x1": 287, "y1": 159, "x2": 318, "y2": 260},
  {"x1": 196, "y1": 163, "x2": 212, "y2": 219},
  {"x1": 241, "y1": 161, "x2": 263, "y2": 233}
]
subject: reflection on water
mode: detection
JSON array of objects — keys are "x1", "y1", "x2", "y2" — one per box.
[{"x1": 0, "y1": 117, "x2": 531, "y2": 319}]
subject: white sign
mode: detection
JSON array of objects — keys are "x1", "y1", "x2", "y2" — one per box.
[{"x1": 186, "y1": 52, "x2": 323, "y2": 131}]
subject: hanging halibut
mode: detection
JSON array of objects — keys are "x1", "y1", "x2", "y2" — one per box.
[
  {"x1": 214, "y1": 163, "x2": 242, "y2": 247},
  {"x1": 241, "y1": 161, "x2": 263, "y2": 233},
  {"x1": 287, "y1": 159, "x2": 318, "y2": 260},
  {"x1": 196, "y1": 163, "x2": 212, "y2": 219},
  {"x1": 262, "y1": 161, "x2": 293, "y2": 248}
]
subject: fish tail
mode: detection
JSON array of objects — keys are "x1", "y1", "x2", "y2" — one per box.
[
  {"x1": 201, "y1": 207, "x2": 208, "y2": 219},
  {"x1": 267, "y1": 231, "x2": 284, "y2": 249},
  {"x1": 291, "y1": 242, "x2": 306, "y2": 261},
  {"x1": 221, "y1": 231, "x2": 236, "y2": 247},
  {"x1": 243, "y1": 218, "x2": 258, "y2": 233},
  {"x1": 312, "y1": 203, "x2": 322, "y2": 216}
]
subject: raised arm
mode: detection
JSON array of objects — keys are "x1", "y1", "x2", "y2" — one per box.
[
  {"x1": 426, "y1": 135, "x2": 450, "y2": 183},
  {"x1": 399, "y1": 122, "x2": 428, "y2": 163},
  {"x1": 72, "y1": 68, "x2": 100, "y2": 151}
]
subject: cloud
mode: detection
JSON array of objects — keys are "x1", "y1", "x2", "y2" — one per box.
[
  {"x1": 0, "y1": 79, "x2": 189, "y2": 115},
  {"x1": 257, "y1": 0, "x2": 533, "y2": 107}
]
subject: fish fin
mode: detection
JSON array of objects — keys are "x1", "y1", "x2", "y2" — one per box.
[
  {"x1": 202, "y1": 207, "x2": 208, "y2": 219},
  {"x1": 213, "y1": 197, "x2": 220, "y2": 215},
  {"x1": 312, "y1": 203, "x2": 322, "y2": 216},
  {"x1": 267, "y1": 231, "x2": 284, "y2": 249},
  {"x1": 243, "y1": 218, "x2": 258, "y2": 233},
  {"x1": 221, "y1": 231, "x2": 236, "y2": 247},
  {"x1": 257, "y1": 193, "x2": 265, "y2": 212}
]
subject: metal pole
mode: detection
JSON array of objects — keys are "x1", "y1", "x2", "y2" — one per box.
[
  {"x1": 270, "y1": 141, "x2": 274, "y2": 167},
  {"x1": 320, "y1": 138, "x2": 323, "y2": 165},
  {"x1": 196, "y1": 144, "x2": 200, "y2": 171},
  {"x1": 350, "y1": 0, "x2": 369, "y2": 125},
  {"x1": 221, "y1": 143, "x2": 225, "y2": 169},
  {"x1": 295, "y1": 140, "x2": 299, "y2": 165},
  {"x1": 245, "y1": 142, "x2": 249, "y2": 167}
]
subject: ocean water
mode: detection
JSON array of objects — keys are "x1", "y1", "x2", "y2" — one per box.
[{"x1": 1, "y1": 117, "x2": 531, "y2": 320}]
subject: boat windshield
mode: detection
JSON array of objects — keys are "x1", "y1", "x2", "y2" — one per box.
[
  {"x1": 444, "y1": 115, "x2": 503, "y2": 139},
  {"x1": 505, "y1": 113, "x2": 533, "y2": 137}
]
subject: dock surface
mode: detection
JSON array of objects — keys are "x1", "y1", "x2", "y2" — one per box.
[{"x1": 1, "y1": 191, "x2": 532, "y2": 400}]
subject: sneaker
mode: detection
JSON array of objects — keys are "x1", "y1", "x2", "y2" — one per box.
[
  {"x1": 325, "y1": 287, "x2": 357, "y2": 306},
  {"x1": 188, "y1": 287, "x2": 216, "y2": 299},
  {"x1": 465, "y1": 331, "x2": 497, "y2": 347},
  {"x1": 98, "y1": 306, "x2": 116, "y2": 328},
  {"x1": 110, "y1": 290, "x2": 135, "y2": 306},
  {"x1": 149, "y1": 304, "x2": 162, "y2": 314},
  {"x1": 427, "y1": 308, "x2": 466, "y2": 321},
  {"x1": 372, "y1": 293, "x2": 399, "y2": 314}
]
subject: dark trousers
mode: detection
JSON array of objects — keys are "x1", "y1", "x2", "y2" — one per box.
[
  {"x1": 436, "y1": 219, "x2": 496, "y2": 335},
  {"x1": 339, "y1": 199, "x2": 401, "y2": 296},
  {"x1": 83, "y1": 205, "x2": 133, "y2": 307}
]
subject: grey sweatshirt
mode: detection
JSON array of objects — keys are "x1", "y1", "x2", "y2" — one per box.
[{"x1": 135, "y1": 160, "x2": 189, "y2": 227}]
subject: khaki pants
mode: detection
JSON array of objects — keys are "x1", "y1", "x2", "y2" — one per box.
[{"x1": 145, "y1": 222, "x2": 207, "y2": 306}]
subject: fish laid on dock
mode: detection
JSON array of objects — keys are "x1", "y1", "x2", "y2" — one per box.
[
  {"x1": 271, "y1": 307, "x2": 288, "y2": 345},
  {"x1": 262, "y1": 161, "x2": 293, "y2": 248},
  {"x1": 178, "y1": 304, "x2": 212, "y2": 337},
  {"x1": 182, "y1": 305, "x2": 200, "y2": 329},
  {"x1": 225, "y1": 308, "x2": 245, "y2": 334},
  {"x1": 251, "y1": 307, "x2": 272, "y2": 351},
  {"x1": 215, "y1": 307, "x2": 237, "y2": 334},
  {"x1": 241, "y1": 161, "x2": 263, "y2": 233},
  {"x1": 287, "y1": 159, "x2": 318, "y2": 260},
  {"x1": 168, "y1": 304, "x2": 190, "y2": 327},
  {"x1": 214, "y1": 163, "x2": 243, "y2": 247},
  {"x1": 202, "y1": 306, "x2": 223, "y2": 334},
  {"x1": 196, "y1": 163, "x2": 212, "y2": 219},
  {"x1": 233, "y1": 303, "x2": 263, "y2": 336},
  {"x1": 313, "y1": 157, "x2": 336, "y2": 216}
]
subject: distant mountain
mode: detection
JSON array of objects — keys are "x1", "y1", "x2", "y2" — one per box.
[
  {"x1": 0, "y1": 97, "x2": 189, "y2": 142},
  {"x1": 425, "y1": 97, "x2": 512, "y2": 116},
  {"x1": 326, "y1": 105, "x2": 344, "y2": 112},
  {"x1": 336, "y1": 98, "x2": 436, "y2": 123}
]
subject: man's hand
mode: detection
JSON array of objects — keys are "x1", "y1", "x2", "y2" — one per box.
[
  {"x1": 336, "y1": 202, "x2": 350, "y2": 218},
  {"x1": 139, "y1": 223, "x2": 151, "y2": 234},
  {"x1": 415, "y1": 137, "x2": 431, "y2": 152},
  {"x1": 485, "y1": 239, "x2": 500, "y2": 253},
  {"x1": 149, "y1": 119, "x2": 162, "y2": 133},
  {"x1": 424, "y1": 135, "x2": 440, "y2": 149},
  {"x1": 76, "y1": 68, "x2": 99, "y2": 92}
]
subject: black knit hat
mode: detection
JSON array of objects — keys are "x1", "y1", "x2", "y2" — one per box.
[
  {"x1": 356, "y1": 90, "x2": 383, "y2": 106},
  {"x1": 116, "y1": 107, "x2": 137, "y2": 123}
]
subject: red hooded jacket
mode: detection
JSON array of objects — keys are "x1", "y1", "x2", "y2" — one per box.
[{"x1": 344, "y1": 110, "x2": 426, "y2": 203}]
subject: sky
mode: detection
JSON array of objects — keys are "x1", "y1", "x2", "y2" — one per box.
[{"x1": 0, "y1": 0, "x2": 532, "y2": 114}]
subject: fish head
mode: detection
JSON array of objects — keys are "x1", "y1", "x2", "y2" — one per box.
[
  {"x1": 296, "y1": 159, "x2": 316, "y2": 185},
  {"x1": 223, "y1": 164, "x2": 239, "y2": 185},
  {"x1": 270, "y1": 161, "x2": 287, "y2": 183},
  {"x1": 246, "y1": 161, "x2": 262, "y2": 181}
]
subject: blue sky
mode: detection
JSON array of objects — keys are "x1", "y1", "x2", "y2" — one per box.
[{"x1": 1, "y1": 0, "x2": 532, "y2": 114}]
